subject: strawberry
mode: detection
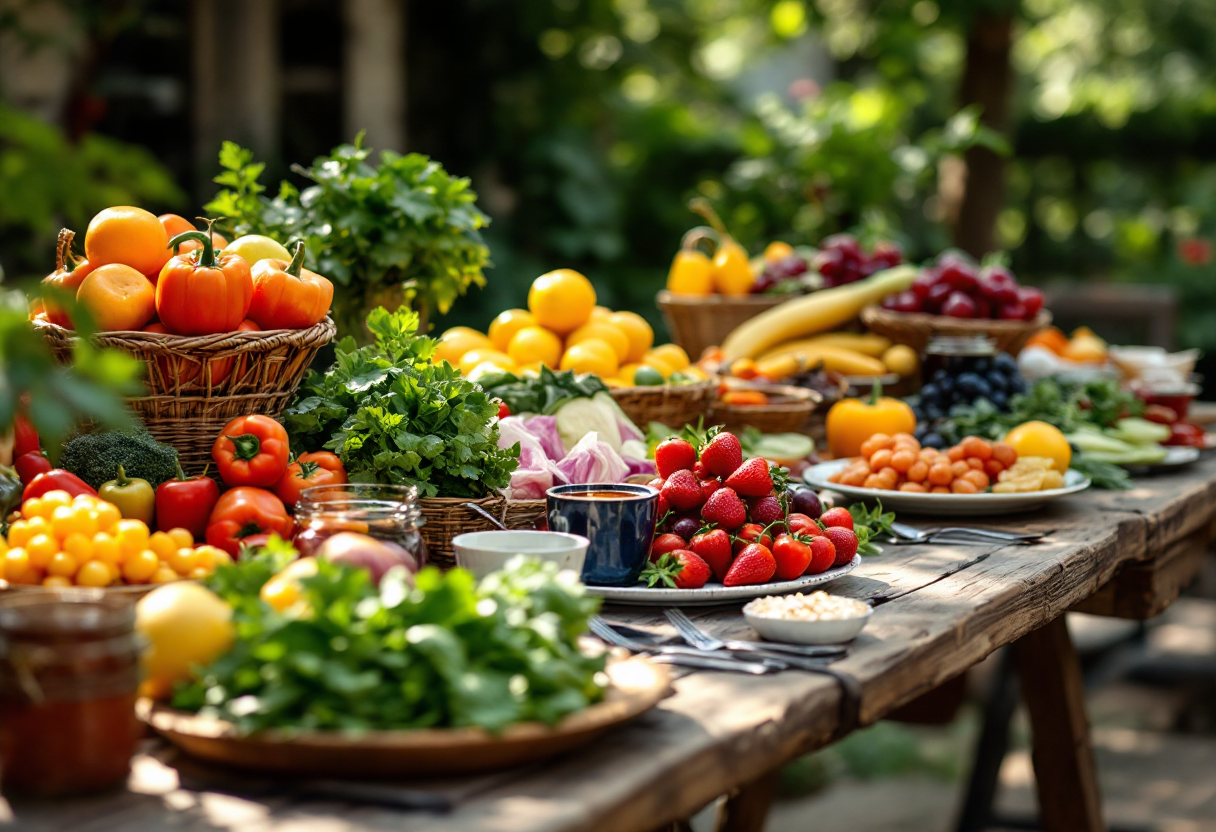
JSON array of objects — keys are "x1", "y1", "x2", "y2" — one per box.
[
  {"x1": 656, "y1": 491, "x2": 670, "y2": 517},
  {"x1": 655, "y1": 438, "x2": 697, "y2": 479},
  {"x1": 748, "y1": 494, "x2": 784, "y2": 525},
  {"x1": 641, "y1": 550, "x2": 711, "y2": 589},
  {"x1": 649, "y1": 533, "x2": 687, "y2": 563},
  {"x1": 701, "y1": 487, "x2": 746, "y2": 530},
  {"x1": 788, "y1": 513, "x2": 822, "y2": 536},
  {"x1": 662, "y1": 469, "x2": 704, "y2": 511},
  {"x1": 690, "y1": 528, "x2": 733, "y2": 581},
  {"x1": 723, "y1": 543, "x2": 776, "y2": 586},
  {"x1": 723, "y1": 457, "x2": 773, "y2": 497},
  {"x1": 820, "y1": 506, "x2": 854, "y2": 531},
  {"x1": 807, "y1": 536, "x2": 836, "y2": 574},
  {"x1": 700, "y1": 431, "x2": 743, "y2": 478},
  {"x1": 693, "y1": 461, "x2": 708, "y2": 479},
  {"x1": 771, "y1": 533, "x2": 812, "y2": 581},
  {"x1": 733, "y1": 522, "x2": 773, "y2": 554},
  {"x1": 823, "y1": 526, "x2": 859, "y2": 567},
  {"x1": 700, "y1": 478, "x2": 722, "y2": 502},
  {"x1": 647, "y1": 476, "x2": 664, "y2": 492}
]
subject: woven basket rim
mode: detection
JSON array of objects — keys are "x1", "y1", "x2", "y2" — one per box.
[
  {"x1": 609, "y1": 378, "x2": 716, "y2": 397},
  {"x1": 860, "y1": 306, "x2": 1051, "y2": 332},
  {"x1": 656, "y1": 290, "x2": 791, "y2": 309},
  {"x1": 32, "y1": 316, "x2": 337, "y2": 352}
]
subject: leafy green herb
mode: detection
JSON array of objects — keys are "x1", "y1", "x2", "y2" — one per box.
[
  {"x1": 848, "y1": 501, "x2": 895, "y2": 556},
  {"x1": 1067, "y1": 455, "x2": 1133, "y2": 491},
  {"x1": 476, "y1": 366, "x2": 608, "y2": 416},
  {"x1": 176, "y1": 553, "x2": 606, "y2": 734},
  {"x1": 205, "y1": 138, "x2": 491, "y2": 337},
  {"x1": 282, "y1": 307, "x2": 518, "y2": 498}
]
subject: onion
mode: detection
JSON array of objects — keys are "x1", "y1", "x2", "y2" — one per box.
[{"x1": 316, "y1": 532, "x2": 418, "y2": 586}]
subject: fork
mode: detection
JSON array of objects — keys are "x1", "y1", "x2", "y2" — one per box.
[
  {"x1": 588, "y1": 617, "x2": 779, "y2": 675},
  {"x1": 665, "y1": 609, "x2": 847, "y2": 660},
  {"x1": 888, "y1": 521, "x2": 1043, "y2": 545}
]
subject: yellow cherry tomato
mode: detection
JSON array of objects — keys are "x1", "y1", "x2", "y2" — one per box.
[
  {"x1": 61, "y1": 533, "x2": 94, "y2": 562},
  {"x1": 3, "y1": 548, "x2": 34, "y2": 584},
  {"x1": 42, "y1": 575, "x2": 73, "y2": 589},
  {"x1": 122, "y1": 549, "x2": 160, "y2": 583},
  {"x1": 488, "y1": 308, "x2": 538, "y2": 352},
  {"x1": 46, "y1": 552, "x2": 78, "y2": 579},
  {"x1": 93, "y1": 501, "x2": 122, "y2": 531},
  {"x1": 194, "y1": 545, "x2": 231, "y2": 569},
  {"x1": 167, "y1": 547, "x2": 199, "y2": 576},
  {"x1": 75, "y1": 560, "x2": 114, "y2": 588},
  {"x1": 116, "y1": 520, "x2": 150, "y2": 556},
  {"x1": 148, "y1": 531, "x2": 178, "y2": 560},
  {"x1": 92, "y1": 532, "x2": 122, "y2": 566},
  {"x1": 150, "y1": 566, "x2": 180, "y2": 584},
  {"x1": 166, "y1": 528, "x2": 194, "y2": 549},
  {"x1": 41, "y1": 490, "x2": 74, "y2": 511},
  {"x1": 26, "y1": 534, "x2": 59, "y2": 570},
  {"x1": 188, "y1": 567, "x2": 211, "y2": 581},
  {"x1": 21, "y1": 498, "x2": 49, "y2": 520},
  {"x1": 7, "y1": 520, "x2": 35, "y2": 548}
]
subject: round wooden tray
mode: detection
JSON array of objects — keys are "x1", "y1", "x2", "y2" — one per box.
[{"x1": 139, "y1": 656, "x2": 671, "y2": 778}]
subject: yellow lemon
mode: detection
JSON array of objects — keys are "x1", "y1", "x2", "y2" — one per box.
[
  {"x1": 560, "y1": 338, "x2": 619, "y2": 378},
  {"x1": 1004, "y1": 421, "x2": 1072, "y2": 473},
  {"x1": 609, "y1": 311, "x2": 654, "y2": 363},
  {"x1": 645, "y1": 344, "x2": 690, "y2": 371},
  {"x1": 528, "y1": 269, "x2": 596, "y2": 335},
  {"x1": 566, "y1": 322, "x2": 630, "y2": 363},
  {"x1": 881, "y1": 344, "x2": 919, "y2": 377},
  {"x1": 590, "y1": 305, "x2": 614, "y2": 321},
  {"x1": 434, "y1": 328, "x2": 494, "y2": 366},
  {"x1": 466, "y1": 362, "x2": 514, "y2": 382},
  {"x1": 507, "y1": 326, "x2": 563, "y2": 367},
  {"x1": 458, "y1": 348, "x2": 516, "y2": 376},
  {"x1": 488, "y1": 309, "x2": 537, "y2": 351},
  {"x1": 223, "y1": 235, "x2": 291, "y2": 265},
  {"x1": 136, "y1": 582, "x2": 234, "y2": 699}
]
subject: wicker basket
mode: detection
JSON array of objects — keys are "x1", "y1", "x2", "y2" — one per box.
[
  {"x1": 419, "y1": 496, "x2": 549, "y2": 568},
  {"x1": 657, "y1": 291, "x2": 789, "y2": 360},
  {"x1": 610, "y1": 380, "x2": 716, "y2": 430},
  {"x1": 34, "y1": 317, "x2": 336, "y2": 469},
  {"x1": 859, "y1": 306, "x2": 1051, "y2": 355},
  {"x1": 708, "y1": 384, "x2": 822, "y2": 435}
]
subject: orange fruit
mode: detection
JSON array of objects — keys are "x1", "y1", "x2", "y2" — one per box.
[
  {"x1": 433, "y1": 328, "x2": 493, "y2": 366},
  {"x1": 458, "y1": 348, "x2": 516, "y2": 376},
  {"x1": 527, "y1": 269, "x2": 596, "y2": 335},
  {"x1": 76, "y1": 264, "x2": 156, "y2": 331},
  {"x1": 85, "y1": 206, "x2": 171, "y2": 277},
  {"x1": 559, "y1": 338, "x2": 619, "y2": 378},
  {"x1": 507, "y1": 326, "x2": 563, "y2": 367},
  {"x1": 158, "y1": 214, "x2": 227, "y2": 255},
  {"x1": 590, "y1": 305, "x2": 614, "y2": 322},
  {"x1": 1004, "y1": 421, "x2": 1072, "y2": 472},
  {"x1": 488, "y1": 309, "x2": 537, "y2": 351},
  {"x1": 608, "y1": 311, "x2": 654, "y2": 363},
  {"x1": 566, "y1": 322, "x2": 630, "y2": 363},
  {"x1": 644, "y1": 344, "x2": 690, "y2": 371}
]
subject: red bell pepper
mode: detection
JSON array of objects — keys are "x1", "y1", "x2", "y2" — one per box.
[
  {"x1": 14, "y1": 452, "x2": 52, "y2": 486},
  {"x1": 13, "y1": 414, "x2": 40, "y2": 458},
  {"x1": 274, "y1": 451, "x2": 347, "y2": 509},
  {"x1": 205, "y1": 486, "x2": 295, "y2": 556},
  {"x1": 22, "y1": 469, "x2": 97, "y2": 501},
  {"x1": 155, "y1": 461, "x2": 221, "y2": 538}
]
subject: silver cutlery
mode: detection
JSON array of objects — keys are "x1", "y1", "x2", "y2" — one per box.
[
  {"x1": 888, "y1": 521, "x2": 1043, "y2": 545},
  {"x1": 588, "y1": 617, "x2": 779, "y2": 675},
  {"x1": 665, "y1": 608, "x2": 847, "y2": 660}
]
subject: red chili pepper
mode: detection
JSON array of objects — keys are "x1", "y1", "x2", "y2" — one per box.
[
  {"x1": 14, "y1": 452, "x2": 52, "y2": 486},
  {"x1": 497, "y1": 400, "x2": 510, "y2": 420},
  {"x1": 155, "y1": 461, "x2": 221, "y2": 538},
  {"x1": 22, "y1": 469, "x2": 97, "y2": 501},
  {"x1": 13, "y1": 414, "x2": 40, "y2": 458}
]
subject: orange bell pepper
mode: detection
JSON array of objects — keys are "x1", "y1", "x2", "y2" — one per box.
[
  {"x1": 212, "y1": 414, "x2": 290, "y2": 487},
  {"x1": 155, "y1": 218, "x2": 253, "y2": 335},
  {"x1": 825, "y1": 382, "x2": 917, "y2": 459},
  {"x1": 246, "y1": 241, "x2": 334, "y2": 330},
  {"x1": 205, "y1": 486, "x2": 294, "y2": 556}
]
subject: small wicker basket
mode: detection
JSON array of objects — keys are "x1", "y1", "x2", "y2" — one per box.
[
  {"x1": 860, "y1": 306, "x2": 1051, "y2": 355},
  {"x1": 34, "y1": 317, "x2": 336, "y2": 469},
  {"x1": 657, "y1": 291, "x2": 789, "y2": 360},
  {"x1": 419, "y1": 496, "x2": 548, "y2": 568},
  {"x1": 708, "y1": 384, "x2": 822, "y2": 435},
  {"x1": 610, "y1": 380, "x2": 716, "y2": 430}
]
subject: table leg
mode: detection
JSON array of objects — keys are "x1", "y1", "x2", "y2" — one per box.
[
  {"x1": 713, "y1": 768, "x2": 780, "y2": 832},
  {"x1": 1011, "y1": 615, "x2": 1105, "y2": 832}
]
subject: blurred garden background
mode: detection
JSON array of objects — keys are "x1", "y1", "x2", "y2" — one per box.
[{"x1": 3, "y1": 0, "x2": 1216, "y2": 355}]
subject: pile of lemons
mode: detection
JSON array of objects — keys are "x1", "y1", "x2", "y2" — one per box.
[{"x1": 435, "y1": 269, "x2": 708, "y2": 387}]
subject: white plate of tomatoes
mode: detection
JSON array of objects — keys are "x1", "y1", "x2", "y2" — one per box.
[{"x1": 585, "y1": 555, "x2": 860, "y2": 607}]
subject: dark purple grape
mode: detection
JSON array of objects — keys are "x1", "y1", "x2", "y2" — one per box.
[
  {"x1": 869, "y1": 240, "x2": 903, "y2": 269},
  {"x1": 775, "y1": 253, "x2": 809, "y2": 277},
  {"x1": 672, "y1": 516, "x2": 702, "y2": 540},
  {"x1": 788, "y1": 486, "x2": 823, "y2": 519},
  {"x1": 821, "y1": 233, "x2": 862, "y2": 260}
]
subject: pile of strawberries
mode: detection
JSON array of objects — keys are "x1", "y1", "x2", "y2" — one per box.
[{"x1": 641, "y1": 429, "x2": 860, "y2": 590}]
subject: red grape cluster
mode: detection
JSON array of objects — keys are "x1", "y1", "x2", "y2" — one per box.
[
  {"x1": 881, "y1": 254, "x2": 1044, "y2": 321},
  {"x1": 751, "y1": 252, "x2": 810, "y2": 293},
  {"x1": 812, "y1": 234, "x2": 904, "y2": 289}
]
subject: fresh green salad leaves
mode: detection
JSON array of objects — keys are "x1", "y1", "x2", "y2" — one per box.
[
  {"x1": 282, "y1": 307, "x2": 518, "y2": 498},
  {"x1": 174, "y1": 553, "x2": 606, "y2": 734},
  {"x1": 848, "y1": 501, "x2": 895, "y2": 556},
  {"x1": 477, "y1": 366, "x2": 609, "y2": 416}
]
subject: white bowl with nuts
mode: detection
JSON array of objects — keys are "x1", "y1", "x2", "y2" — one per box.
[{"x1": 742, "y1": 591, "x2": 872, "y2": 644}]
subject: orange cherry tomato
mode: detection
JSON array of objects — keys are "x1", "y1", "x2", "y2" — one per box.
[
  {"x1": 156, "y1": 220, "x2": 252, "y2": 335},
  {"x1": 85, "y1": 206, "x2": 171, "y2": 278},
  {"x1": 274, "y1": 451, "x2": 347, "y2": 509},
  {"x1": 247, "y1": 241, "x2": 334, "y2": 330}
]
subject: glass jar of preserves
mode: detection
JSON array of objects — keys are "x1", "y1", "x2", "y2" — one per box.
[
  {"x1": 921, "y1": 335, "x2": 998, "y2": 380},
  {"x1": 0, "y1": 592, "x2": 142, "y2": 797},
  {"x1": 293, "y1": 484, "x2": 427, "y2": 568}
]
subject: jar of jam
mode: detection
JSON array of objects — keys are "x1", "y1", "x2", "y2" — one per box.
[
  {"x1": 921, "y1": 335, "x2": 998, "y2": 380},
  {"x1": 293, "y1": 484, "x2": 427, "y2": 568},
  {"x1": 0, "y1": 592, "x2": 142, "y2": 797}
]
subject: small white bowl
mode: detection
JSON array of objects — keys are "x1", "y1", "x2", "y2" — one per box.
[
  {"x1": 452, "y1": 530, "x2": 589, "y2": 579},
  {"x1": 742, "y1": 600, "x2": 872, "y2": 645}
]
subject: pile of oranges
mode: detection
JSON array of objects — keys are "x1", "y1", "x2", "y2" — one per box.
[
  {"x1": 829, "y1": 433, "x2": 1022, "y2": 494},
  {"x1": 1, "y1": 490, "x2": 229, "y2": 588},
  {"x1": 434, "y1": 268, "x2": 705, "y2": 386}
]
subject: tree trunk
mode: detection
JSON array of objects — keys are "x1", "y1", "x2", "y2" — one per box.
[{"x1": 954, "y1": 12, "x2": 1014, "y2": 258}]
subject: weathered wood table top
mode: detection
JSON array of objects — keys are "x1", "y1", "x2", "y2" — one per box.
[{"x1": 11, "y1": 456, "x2": 1216, "y2": 832}]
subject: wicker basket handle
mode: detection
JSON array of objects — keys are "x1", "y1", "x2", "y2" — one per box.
[{"x1": 680, "y1": 226, "x2": 719, "y2": 258}]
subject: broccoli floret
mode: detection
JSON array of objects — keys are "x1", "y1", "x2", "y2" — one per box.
[{"x1": 60, "y1": 429, "x2": 180, "y2": 489}]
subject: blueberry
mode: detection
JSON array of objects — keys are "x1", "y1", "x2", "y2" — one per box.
[
  {"x1": 973, "y1": 377, "x2": 992, "y2": 399},
  {"x1": 1009, "y1": 375, "x2": 1027, "y2": 394},
  {"x1": 924, "y1": 405, "x2": 944, "y2": 422},
  {"x1": 923, "y1": 432, "x2": 946, "y2": 449},
  {"x1": 911, "y1": 406, "x2": 925, "y2": 422},
  {"x1": 914, "y1": 422, "x2": 929, "y2": 440},
  {"x1": 973, "y1": 358, "x2": 991, "y2": 374},
  {"x1": 956, "y1": 372, "x2": 981, "y2": 397},
  {"x1": 994, "y1": 353, "x2": 1018, "y2": 374},
  {"x1": 920, "y1": 383, "x2": 940, "y2": 404},
  {"x1": 987, "y1": 372, "x2": 1008, "y2": 393},
  {"x1": 990, "y1": 390, "x2": 1009, "y2": 410},
  {"x1": 933, "y1": 368, "x2": 950, "y2": 383},
  {"x1": 938, "y1": 377, "x2": 955, "y2": 397}
]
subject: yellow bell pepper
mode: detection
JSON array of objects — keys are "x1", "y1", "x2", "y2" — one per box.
[
  {"x1": 825, "y1": 382, "x2": 917, "y2": 459},
  {"x1": 666, "y1": 227, "x2": 715, "y2": 295},
  {"x1": 713, "y1": 239, "x2": 755, "y2": 296}
]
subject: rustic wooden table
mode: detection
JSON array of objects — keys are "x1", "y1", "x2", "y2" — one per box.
[{"x1": 10, "y1": 456, "x2": 1216, "y2": 832}]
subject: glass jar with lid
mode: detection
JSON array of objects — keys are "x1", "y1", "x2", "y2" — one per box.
[
  {"x1": 293, "y1": 483, "x2": 428, "y2": 569},
  {"x1": 921, "y1": 335, "x2": 998, "y2": 379},
  {"x1": 0, "y1": 591, "x2": 142, "y2": 797}
]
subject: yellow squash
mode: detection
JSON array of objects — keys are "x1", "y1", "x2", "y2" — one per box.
[
  {"x1": 757, "y1": 341, "x2": 888, "y2": 376},
  {"x1": 792, "y1": 332, "x2": 892, "y2": 357}
]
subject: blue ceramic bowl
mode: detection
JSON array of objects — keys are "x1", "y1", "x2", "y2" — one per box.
[{"x1": 546, "y1": 483, "x2": 660, "y2": 586}]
